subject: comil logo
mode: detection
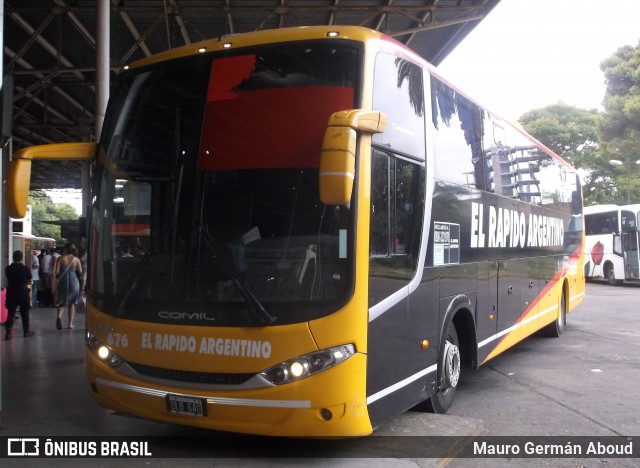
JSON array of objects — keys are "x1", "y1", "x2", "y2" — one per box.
[{"x1": 8, "y1": 438, "x2": 40, "y2": 456}]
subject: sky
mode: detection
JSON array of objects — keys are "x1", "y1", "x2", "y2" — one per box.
[{"x1": 438, "y1": 0, "x2": 640, "y2": 121}]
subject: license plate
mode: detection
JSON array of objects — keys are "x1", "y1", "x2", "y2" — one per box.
[{"x1": 166, "y1": 394, "x2": 207, "y2": 417}]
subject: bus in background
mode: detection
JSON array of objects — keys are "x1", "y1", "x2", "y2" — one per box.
[
  {"x1": 9, "y1": 205, "x2": 56, "y2": 307},
  {"x1": 4, "y1": 26, "x2": 585, "y2": 437},
  {"x1": 10, "y1": 205, "x2": 56, "y2": 258},
  {"x1": 584, "y1": 204, "x2": 640, "y2": 285}
]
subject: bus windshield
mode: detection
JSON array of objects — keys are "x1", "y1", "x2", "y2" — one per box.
[{"x1": 91, "y1": 42, "x2": 360, "y2": 326}]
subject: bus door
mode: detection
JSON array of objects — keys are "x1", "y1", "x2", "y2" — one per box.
[
  {"x1": 497, "y1": 257, "x2": 539, "y2": 341},
  {"x1": 622, "y1": 230, "x2": 640, "y2": 280},
  {"x1": 621, "y1": 210, "x2": 640, "y2": 280}
]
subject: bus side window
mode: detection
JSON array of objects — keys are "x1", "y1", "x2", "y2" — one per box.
[
  {"x1": 372, "y1": 53, "x2": 425, "y2": 160},
  {"x1": 369, "y1": 149, "x2": 425, "y2": 306},
  {"x1": 370, "y1": 151, "x2": 390, "y2": 257},
  {"x1": 585, "y1": 211, "x2": 618, "y2": 235},
  {"x1": 613, "y1": 234, "x2": 623, "y2": 256},
  {"x1": 430, "y1": 75, "x2": 486, "y2": 190},
  {"x1": 370, "y1": 150, "x2": 424, "y2": 258},
  {"x1": 369, "y1": 149, "x2": 425, "y2": 302}
]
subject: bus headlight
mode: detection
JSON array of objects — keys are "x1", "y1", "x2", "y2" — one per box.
[
  {"x1": 87, "y1": 333, "x2": 124, "y2": 369},
  {"x1": 259, "y1": 344, "x2": 355, "y2": 385}
]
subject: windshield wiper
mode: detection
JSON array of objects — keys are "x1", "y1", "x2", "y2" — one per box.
[
  {"x1": 112, "y1": 223, "x2": 173, "y2": 315},
  {"x1": 197, "y1": 225, "x2": 276, "y2": 325}
]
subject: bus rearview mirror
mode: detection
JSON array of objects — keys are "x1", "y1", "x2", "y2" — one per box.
[
  {"x1": 319, "y1": 110, "x2": 386, "y2": 205},
  {"x1": 4, "y1": 142, "x2": 97, "y2": 218},
  {"x1": 5, "y1": 158, "x2": 33, "y2": 219}
]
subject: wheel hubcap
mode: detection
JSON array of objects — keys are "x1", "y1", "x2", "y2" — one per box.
[{"x1": 443, "y1": 340, "x2": 461, "y2": 388}]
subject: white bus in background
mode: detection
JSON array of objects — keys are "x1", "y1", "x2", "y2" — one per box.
[
  {"x1": 584, "y1": 204, "x2": 640, "y2": 285},
  {"x1": 10, "y1": 205, "x2": 56, "y2": 256}
]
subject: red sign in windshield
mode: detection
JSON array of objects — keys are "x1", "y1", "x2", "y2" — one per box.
[{"x1": 198, "y1": 55, "x2": 354, "y2": 171}]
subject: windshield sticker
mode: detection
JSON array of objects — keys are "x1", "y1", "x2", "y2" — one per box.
[
  {"x1": 198, "y1": 85, "x2": 353, "y2": 171},
  {"x1": 207, "y1": 55, "x2": 256, "y2": 102},
  {"x1": 433, "y1": 222, "x2": 460, "y2": 266}
]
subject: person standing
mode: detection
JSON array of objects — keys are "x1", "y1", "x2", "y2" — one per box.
[
  {"x1": 5, "y1": 250, "x2": 34, "y2": 339},
  {"x1": 30, "y1": 249, "x2": 40, "y2": 309},
  {"x1": 79, "y1": 248, "x2": 88, "y2": 287},
  {"x1": 49, "y1": 248, "x2": 60, "y2": 305},
  {"x1": 41, "y1": 248, "x2": 53, "y2": 306},
  {"x1": 52, "y1": 243, "x2": 84, "y2": 330},
  {"x1": 51, "y1": 247, "x2": 61, "y2": 270}
]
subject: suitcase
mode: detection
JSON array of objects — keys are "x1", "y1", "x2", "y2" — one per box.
[{"x1": 1, "y1": 288, "x2": 6, "y2": 323}]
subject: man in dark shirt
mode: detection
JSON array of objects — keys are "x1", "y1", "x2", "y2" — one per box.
[{"x1": 5, "y1": 250, "x2": 33, "y2": 339}]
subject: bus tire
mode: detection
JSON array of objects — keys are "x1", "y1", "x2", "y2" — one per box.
[
  {"x1": 542, "y1": 291, "x2": 566, "y2": 337},
  {"x1": 606, "y1": 266, "x2": 623, "y2": 286},
  {"x1": 426, "y1": 321, "x2": 461, "y2": 414},
  {"x1": 606, "y1": 267, "x2": 616, "y2": 285}
]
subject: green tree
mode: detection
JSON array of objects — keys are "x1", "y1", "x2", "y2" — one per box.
[
  {"x1": 55, "y1": 203, "x2": 79, "y2": 222},
  {"x1": 598, "y1": 40, "x2": 640, "y2": 204},
  {"x1": 519, "y1": 103, "x2": 618, "y2": 206},
  {"x1": 28, "y1": 190, "x2": 78, "y2": 243},
  {"x1": 29, "y1": 191, "x2": 59, "y2": 240}
]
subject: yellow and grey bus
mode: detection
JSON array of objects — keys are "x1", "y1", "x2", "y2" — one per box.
[{"x1": 5, "y1": 26, "x2": 585, "y2": 437}]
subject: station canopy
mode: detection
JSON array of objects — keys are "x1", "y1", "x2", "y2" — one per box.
[{"x1": 3, "y1": 0, "x2": 500, "y2": 190}]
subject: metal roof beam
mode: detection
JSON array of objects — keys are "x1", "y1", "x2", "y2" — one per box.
[
  {"x1": 12, "y1": 104, "x2": 75, "y2": 142},
  {"x1": 12, "y1": 93, "x2": 79, "y2": 143},
  {"x1": 167, "y1": 0, "x2": 191, "y2": 45},
  {"x1": 328, "y1": 0, "x2": 339, "y2": 26},
  {"x1": 13, "y1": 70, "x2": 62, "y2": 102},
  {"x1": 5, "y1": 3, "x2": 483, "y2": 16},
  {"x1": 113, "y1": 1, "x2": 153, "y2": 57},
  {"x1": 279, "y1": 0, "x2": 286, "y2": 28},
  {"x1": 388, "y1": 12, "x2": 485, "y2": 38},
  {"x1": 4, "y1": 46, "x2": 93, "y2": 117},
  {"x1": 404, "y1": 0, "x2": 437, "y2": 47},
  {"x1": 374, "y1": 0, "x2": 394, "y2": 31},
  {"x1": 5, "y1": 13, "x2": 55, "y2": 71},
  {"x1": 11, "y1": 66, "x2": 116, "y2": 75},
  {"x1": 224, "y1": 0, "x2": 235, "y2": 34},
  {"x1": 53, "y1": 0, "x2": 97, "y2": 49},
  {"x1": 12, "y1": 132, "x2": 58, "y2": 147},
  {"x1": 117, "y1": 14, "x2": 166, "y2": 64},
  {"x1": 8, "y1": 11, "x2": 91, "y2": 86}
]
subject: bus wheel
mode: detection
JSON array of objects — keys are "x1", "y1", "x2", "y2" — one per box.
[
  {"x1": 606, "y1": 267, "x2": 617, "y2": 286},
  {"x1": 426, "y1": 322, "x2": 461, "y2": 414},
  {"x1": 542, "y1": 292, "x2": 566, "y2": 337}
]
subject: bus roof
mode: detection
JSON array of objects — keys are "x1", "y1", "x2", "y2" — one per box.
[
  {"x1": 12, "y1": 233, "x2": 56, "y2": 242},
  {"x1": 584, "y1": 204, "x2": 640, "y2": 215},
  {"x1": 122, "y1": 25, "x2": 383, "y2": 71}
]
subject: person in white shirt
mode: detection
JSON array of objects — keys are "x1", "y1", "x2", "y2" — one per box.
[
  {"x1": 42, "y1": 249, "x2": 52, "y2": 278},
  {"x1": 41, "y1": 249, "x2": 55, "y2": 307},
  {"x1": 30, "y1": 250, "x2": 40, "y2": 308}
]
